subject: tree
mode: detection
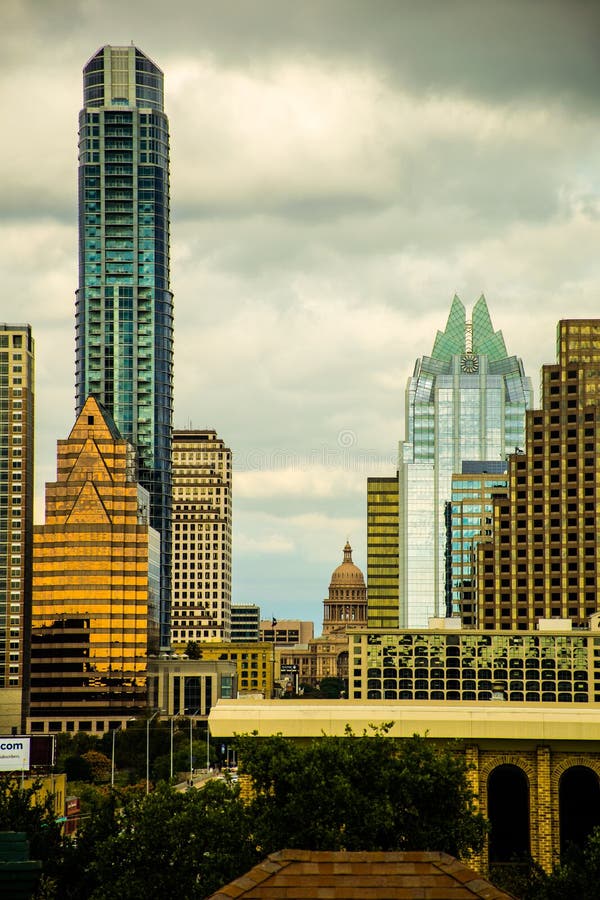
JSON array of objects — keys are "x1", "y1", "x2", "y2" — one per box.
[
  {"x1": 82, "y1": 750, "x2": 112, "y2": 783},
  {"x1": 318, "y1": 676, "x2": 346, "y2": 698},
  {"x1": 64, "y1": 754, "x2": 92, "y2": 783},
  {"x1": 71, "y1": 781, "x2": 259, "y2": 900},
  {"x1": 495, "y1": 826, "x2": 600, "y2": 900},
  {"x1": 186, "y1": 641, "x2": 202, "y2": 659},
  {"x1": 0, "y1": 774, "x2": 65, "y2": 896},
  {"x1": 235, "y1": 727, "x2": 487, "y2": 859}
]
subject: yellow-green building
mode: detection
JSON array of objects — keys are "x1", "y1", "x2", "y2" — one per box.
[
  {"x1": 177, "y1": 642, "x2": 274, "y2": 697},
  {"x1": 366, "y1": 476, "x2": 399, "y2": 629}
]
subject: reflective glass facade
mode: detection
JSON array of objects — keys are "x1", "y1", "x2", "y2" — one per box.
[
  {"x1": 399, "y1": 296, "x2": 532, "y2": 627},
  {"x1": 29, "y1": 397, "x2": 159, "y2": 733},
  {"x1": 75, "y1": 46, "x2": 173, "y2": 647},
  {"x1": 449, "y1": 464, "x2": 508, "y2": 626}
]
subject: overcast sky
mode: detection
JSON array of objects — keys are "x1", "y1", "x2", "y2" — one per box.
[{"x1": 2, "y1": 0, "x2": 600, "y2": 630}]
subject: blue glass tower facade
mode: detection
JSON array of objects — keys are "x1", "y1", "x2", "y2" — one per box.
[{"x1": 75, "y1": 46, "x2": 173, "y2": 646}]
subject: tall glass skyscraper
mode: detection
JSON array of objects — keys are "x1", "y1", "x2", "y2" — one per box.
[
  {"x1": 75, "y1": 46, "x2": 173, "y2": 647},
  {"x1": 373, "y1": 296, "x2": 532, "y2": 630}
]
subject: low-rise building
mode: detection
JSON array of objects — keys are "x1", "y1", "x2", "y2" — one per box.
[
  {"x1": 349, "y1": 623, "x2": 598, "y2": 704},
  {"x1": 231, "y1": 605, "x2": 261, "y2": 642},
  {"x1": 260, "y1": 620, "x2": 314, "y2": 645},
  {"x1": 148, "y1": 656, "x2": 237, "y2": 719},
  {"x1": 175, "y1": 642, "x2": 275, "y2": 697}
]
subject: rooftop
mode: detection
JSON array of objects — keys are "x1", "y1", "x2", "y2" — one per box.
[{"x1": 209, "y1": 849, "x2": 515, "y2": 899}]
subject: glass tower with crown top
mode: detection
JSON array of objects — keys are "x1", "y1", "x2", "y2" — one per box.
[
  {"x1": 75, "y1": 46, "x2": 173, "y2": 647},
  {"x1": 397, "y1": 296, "x2": 532, "y2": 628}
]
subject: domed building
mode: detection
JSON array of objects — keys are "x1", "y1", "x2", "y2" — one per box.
[
  {"x1": 323, "y1": 541, "x2": 367, "y2": 636},
  {"x1": 279, "y1": 542, "x2": 367, "y2": 692}
]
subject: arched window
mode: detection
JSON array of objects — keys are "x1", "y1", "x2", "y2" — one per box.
[
  {"x1": 559, "y1": 765, "x2": 600, "y2": 858},
  {"x1": 488, "y1": 764, "x2": 530, "y2": 863}
]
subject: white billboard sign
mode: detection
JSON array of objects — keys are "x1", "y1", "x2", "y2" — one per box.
[{"x1": 0, "y1": 737, "x2": 30, "y2": 771}]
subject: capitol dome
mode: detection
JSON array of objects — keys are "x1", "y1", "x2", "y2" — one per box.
[
  {"x1": 322, "y1": 542, "x2": 367, "y2": 636},
  {"x1": 329, "y1": 541, "x2": 366, "y2": 589}
]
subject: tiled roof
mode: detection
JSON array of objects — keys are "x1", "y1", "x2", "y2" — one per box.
[{"x1": 208, "y1": 849, "x2": 516, "y2": 899}]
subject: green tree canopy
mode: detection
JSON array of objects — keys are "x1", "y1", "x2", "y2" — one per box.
[
  {"x1": 318, "y1": 676, "x2": 346, "y2": 698},
  {"x1": 235, "y1": 727, "x2": 487, "y2": 859},
  {"x1": 81, "y1": 781, "x2": 258, "y2": 900},
  {"x1": 82, "y1": 750, "x2": 112, "y2": 783},
  {"x1": 185, "y1": 641, "x2": 202, "y2": 659},
  {"x1": 493, "y1": 826, "x2": 600, "y2": 900}
]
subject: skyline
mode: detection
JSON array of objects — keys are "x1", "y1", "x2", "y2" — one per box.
[{"x1": 2, "y1": 1, "x2": 600, "y2": 627}]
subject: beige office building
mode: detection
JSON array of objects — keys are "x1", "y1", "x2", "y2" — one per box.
[
  {"x1": 0, "y1": 325, "x2": 34, "y2": 734},
  {"x1": 171, "y1": 430, "x2": 232, "y2": 644}
]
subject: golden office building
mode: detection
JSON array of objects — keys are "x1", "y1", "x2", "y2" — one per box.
[
  {"x1": 171, "y1": 430, "x2": 232, "y2": 644},
  {"x1": 0, "y1": 325, "x2": 34, "y2": 734},
  {"x1": 28, "y1": 397, "x2": 160, "y2": 734},
  {"x1": 478, "y1": 320, "x2": 600, "y2": 630}
]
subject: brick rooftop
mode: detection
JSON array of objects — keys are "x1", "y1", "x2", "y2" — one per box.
[{"x1": 208, "y1": 849, "x2": 516, "y2": 899}]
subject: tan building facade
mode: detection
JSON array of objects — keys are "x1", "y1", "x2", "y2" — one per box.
[
  {"x1": 0, "y1": 325, "x2": 34, "y2": 734},
  {"x1": 260, "y1": 620, "x2": 314, "y2": 645},
  {"x1": 171, "y1": 430, "x2": 232, "y2": 644},
  {"x1": 148, "y1": 657, "x2": 237, "y2": 720},
  {"x1": 29, "y1": 397, "x2": 159, "y2": 734},
  {"x1": 478, "y1": 320, "x2": 600, "y2": 629}
]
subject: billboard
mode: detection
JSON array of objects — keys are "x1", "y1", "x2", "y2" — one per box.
[{"x1": 0, "y1": 737, "x2": 30, "y2": 772}]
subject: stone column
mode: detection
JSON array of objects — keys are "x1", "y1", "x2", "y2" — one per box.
[
  {"x1": 464, "y1": 744, "x2": 483, "y2": 871},
  {"x1": 536, "y1": 745, "x2": 552, "y2": 872}
]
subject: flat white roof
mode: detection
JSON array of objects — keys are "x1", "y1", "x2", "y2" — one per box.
[{"x1": 209, "y1": 698, "x2": 600, "y2": 742}]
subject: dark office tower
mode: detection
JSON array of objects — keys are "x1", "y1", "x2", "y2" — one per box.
[
  {"x1": 478, "y1": 321, "x2": 600, "y2": 630},
  {"x1": 75, "y1": 46, "x2": 173, "y2": 647},
  {"x1": 0, "y1": 325, "x2": 34, "y2": 734}
]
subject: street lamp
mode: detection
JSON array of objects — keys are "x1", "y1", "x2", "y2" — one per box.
[
  {"x1": 206, "y1": 720, "x2": 210, "y2": 772},
  {"x1": 188, "y1": 708, "x2": 200, "y2": 786},
  {"x1": 146, "y1": 710, "x2": 160, "y2": 795},
  {"x1": 111, "y1": 726, "x2": 121, "y2": 788}
]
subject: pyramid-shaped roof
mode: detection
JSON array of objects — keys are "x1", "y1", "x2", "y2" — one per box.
[
  {"x1": 209, "y1": 850, "x2": 516, "y2": 899},
  {"x1": 430, "y1": 295, "x2": 508, "y2": 363},
  {"x1": 68, "y1": 396, "x2": 125, "y2": 443},
  {"x1": 431, "y1": 295, "x2": 466, "y2": 360}
]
